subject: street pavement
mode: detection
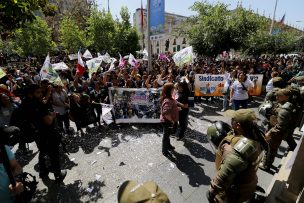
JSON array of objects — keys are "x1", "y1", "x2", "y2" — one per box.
[{"x1": 14, "y1": 97, "x2": 295, "y2": 203}]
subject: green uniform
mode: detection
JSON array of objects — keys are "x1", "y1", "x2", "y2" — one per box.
[
  {"x1": 261, "y1": 101, "x2": 297, "y2": 168},
  {"x1": 210, "y1": 137, "x2": 263, "y2": 203}
]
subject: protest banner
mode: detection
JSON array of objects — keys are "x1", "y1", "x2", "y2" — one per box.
[
  {"x1": 109, "y1": 87, "x2": 162, "y2": 123},
  {"x1": 194, "y1": 74, "x2": 225, "y2": 96},
  {"x1": 194, "y1": 74, "x2": 264, "y2": 96},
  {"x1": 173, "y1": 46, "x2": 194, "y2": 67},
  {"x1": 248, "y1": 74, "x2": 263, "y2": 96}
]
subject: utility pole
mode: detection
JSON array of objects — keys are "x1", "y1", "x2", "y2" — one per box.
[
  {"x1": 107, "y1": 0, "x2": 110, "y2": 13},
  {"x1": 269, "y1": 0, "x2": 278, "y2": 35},
  {"x1": 147, "y1": 0, "x2": 152, "y2": 73}
]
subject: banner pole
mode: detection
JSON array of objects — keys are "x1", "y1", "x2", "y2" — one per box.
[{"x1": 147, "y1": 0, "x2": 152, "y2": 74}]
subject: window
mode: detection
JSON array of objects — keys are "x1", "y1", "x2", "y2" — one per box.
[
  {"x1": 157, "y1": 48, "x2": 159, "y2": 54},
  {"x1": 182, "y1": 38, "x2": 186, "y2": 44},
  {"x1": 173, "y1": 38, "x2": 176, "y2": 45},
  {"x1": 156, "y1": 41, "x2": 159, "y2": 47},
  {"x1": 177, "y1": 45, "x2": 180, "y2": 51},
  {"x1": 173, "y1": 47, "x2": 176, "y2": 52}
]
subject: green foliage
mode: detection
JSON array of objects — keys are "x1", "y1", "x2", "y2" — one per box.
[
  {"x1": 59, "y1": 16, "x2": 86, "y2": 53},
  {"x1": 113, "y1": 7, "x2": 140, "y2": 55},
  {"x1": 185, "y1": 1, "x2": 299, "y2": 56},
  {"x1": 87, "y1": 8, "x2": 117, "y2": 53},
  {"x1": 87, "y1": 7, "x2": 139, "y2": 55},
  {"x1": 0, "y1": 0, "x2": 55, "y2": 39},
  {"x1": 12, "y1": 17, "x2": 55, "y2": 57}
]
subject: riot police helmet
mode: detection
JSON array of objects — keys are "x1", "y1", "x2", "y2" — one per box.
[{"x1": 207, "y1": 121, "x2": 232, "y2": 147}]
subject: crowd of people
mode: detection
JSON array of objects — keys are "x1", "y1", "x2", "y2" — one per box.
[{"x1": 0, "y1": 51, "x2": 303, "y2": 202}]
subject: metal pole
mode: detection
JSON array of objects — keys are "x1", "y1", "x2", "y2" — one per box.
[
  {"x1": 147, "y1": 0, "x2": 152, "y2": 73},
  {"x1": 269, "y1": 0, "x2": 278, "y2": 35}
]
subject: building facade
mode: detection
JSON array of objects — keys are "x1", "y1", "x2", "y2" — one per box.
[{"x1": 133, "y1": 8, "x2": 190, "y2": 54}]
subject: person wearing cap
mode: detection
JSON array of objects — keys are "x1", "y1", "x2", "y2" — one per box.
[
  {"x1": 207, "y1": 109, "x2": 267, "y2": 203},
  {"x1": 259, "y1": 76, "x2": 286, "y2": 132},
  {"x1": 259, "y1": 88, "x2": 298, "y2": 170},
  {"x1": 117, "y1": 180, "x2": 170, "y2": 203}
]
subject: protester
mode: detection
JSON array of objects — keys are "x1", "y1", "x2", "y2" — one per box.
[
  {"x1": 230, "y1": 71, "x2": 255, "y2": 110},
  {"x1": 176, "y1": 77, "x2": 190, "y2": 140},
  {"x1": 160, "y1": 83, "x2": 179, "y2": 157},
  {"x1": 0, "y1": 145, "x2": 24, "y2": 203}
]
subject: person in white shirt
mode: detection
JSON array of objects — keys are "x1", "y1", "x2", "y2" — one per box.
[
  {"x1": 265, "y1": 71, "x2": 279, "y2": 93},
  {"x1": 230, "y1": 72, "x2": 255, "y2": 110}
]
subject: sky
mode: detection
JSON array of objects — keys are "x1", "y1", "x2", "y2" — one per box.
[{"x1": 97, "y1": 0, "x2": 304, "y2": 30}]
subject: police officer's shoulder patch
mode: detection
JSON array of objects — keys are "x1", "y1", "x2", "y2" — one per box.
[
  {"x1": 233, "y1": 137, "x2": 257, "y2": 160},
  {"x1": 281, "y1": 102, "x2": 294, "y2": 110}
]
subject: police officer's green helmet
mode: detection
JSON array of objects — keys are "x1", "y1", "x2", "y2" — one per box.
[{"x1": 207, "y1": 121, "x2": 232, "y2": 147}]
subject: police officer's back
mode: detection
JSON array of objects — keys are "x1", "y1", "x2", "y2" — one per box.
[{"x1": 207, "y1": 109, "x2": 267, "y2": 203}]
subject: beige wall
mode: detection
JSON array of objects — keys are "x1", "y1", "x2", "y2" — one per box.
[{"x1": 133, "y1": 9, "x2": 190, "y2": 54}]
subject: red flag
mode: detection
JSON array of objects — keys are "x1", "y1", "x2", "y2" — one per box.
[
  {"x1": 141, "y1": 0, "x2": 144, "y2": 31},
  {"x1": 77, "y1": 51, "x2": 86, "y2": 76}
]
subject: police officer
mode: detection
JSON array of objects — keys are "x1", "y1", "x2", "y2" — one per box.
[
  {"x1": 259, "y1": 88, "x2": 298, "y2": 170},
  {"x1": 259, "y1": 77, "x2": 285, "y2": 132},
  {"x1": 207, "y1": 109, "x2": 267, "y2": 203}
]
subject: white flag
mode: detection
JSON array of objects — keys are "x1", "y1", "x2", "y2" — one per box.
[
  {"x1": 83, "y1": 49, "x2": 93, "y2": 59},
  {"x1": 128, "y1": 53, "x2": 137, "y2": 67}
]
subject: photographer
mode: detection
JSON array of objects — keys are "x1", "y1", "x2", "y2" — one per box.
[{"x1": 0, "y1": 145, "x2": 24, "y2": 203}]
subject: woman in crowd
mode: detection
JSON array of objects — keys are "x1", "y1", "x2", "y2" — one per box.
[
  {"x1": 221, "y1": 69, "x2": 237, "y2": 111},
  {"x1": 176, "y1": 78, "x2": 190, "y2": 140},
  {"x1": 52, "y1": 83, "x2": 70, "y2": 134},
  {"x1": 160, "y1": 83, "x2": 179, "y2": 156},
  {"x1": 230, "y1": 71, "x2": 255, "y2": 110},
  {"x1": 90, "y1": 82, "x2": 103, "y2": 127}
]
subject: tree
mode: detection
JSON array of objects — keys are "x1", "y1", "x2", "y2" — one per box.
[
  {"x1": 87, "y1": 8, "x2": 116, "y2": 53},
  {"x1": 12, "y1": 17, "x2": 55, "y2": 57},
  {"x1": 59, "y1": 16, "x2": 86, "y2": 53},
  {"x1": 113, "y1": 7, "x2": 140, "y2": 55},
  {"x1": 0, "y1": 0, "x2": 56, "y2": 39},
  {"x1": 183, "y1": 2, "x2": 269, "y2": 56}
]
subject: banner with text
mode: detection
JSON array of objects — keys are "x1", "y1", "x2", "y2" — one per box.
[
  {"x1": 150, "y1": 0, "x2": 165, "y2": 37},
  {"x1": 194, "y1": 74, "x2": 263, "y2": 96},
  {"x1": 109, "y1": 87, "x2": 162, "y2": 123}
]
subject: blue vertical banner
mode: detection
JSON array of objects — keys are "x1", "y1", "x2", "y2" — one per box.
[{"x1": 150, "y1": 0, "x2": 165, "y2": 37}]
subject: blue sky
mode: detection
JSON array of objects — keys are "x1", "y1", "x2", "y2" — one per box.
[{"x1": 98, "y1": 0, "x2": 304, "y2": 30}]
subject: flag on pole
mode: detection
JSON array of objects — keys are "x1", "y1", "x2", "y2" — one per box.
[
  {"x1": 279, "y1": 13, "x2": 285, "y2": 24},
  {"x1": 40, "y1": 54, "x2": 63, "y2": 85},
  {"x1": 83, "y1": 49, "x2": 93, "y2": 59},
  {"x1": 77, "y1": 51, "x2": 86, "y2": 76},
  {"x1": 108, "y1": 58, "x2": 117, "y2": 72},
  {"x1": 128, "y1": 53, "x2": 137, "y2": 67},
  {"x1": 141, "y1": 0, "x2": 144, "y2": 31},
  {"x1": 119, "y1": 54, "x2": 126, "y2": 68}
]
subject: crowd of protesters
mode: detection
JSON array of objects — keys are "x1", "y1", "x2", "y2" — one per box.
[{"x1": 0, "y1": 51, "x2": 304, "y2": 202}]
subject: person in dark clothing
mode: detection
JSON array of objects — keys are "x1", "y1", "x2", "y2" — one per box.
[
  {"x1": 12, "y1": 84, "x2": 66, "y2": 182},
  {"x1": 90, "y1": 82, "x2": 103, "y2": 126},
  {"x1": 176, "y1": 78, "x2": 190, "y2": 140}
]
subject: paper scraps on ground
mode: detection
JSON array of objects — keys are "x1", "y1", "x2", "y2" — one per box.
[
  {"x1": 91, "y1": 160, "x2": 97, "y2": 165},
  {"x1": 70, "y1": 158, "x2": 75, "y2": 161},
  {"x1": 95, "y1": 174, "x2": 101, "y2": 181},
  {"x1": 170, "y1": 163, "x2": 175, "y2": 168},
  {"x1": 87, "y1": 187, "x2": 94, "y2": 193}
]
